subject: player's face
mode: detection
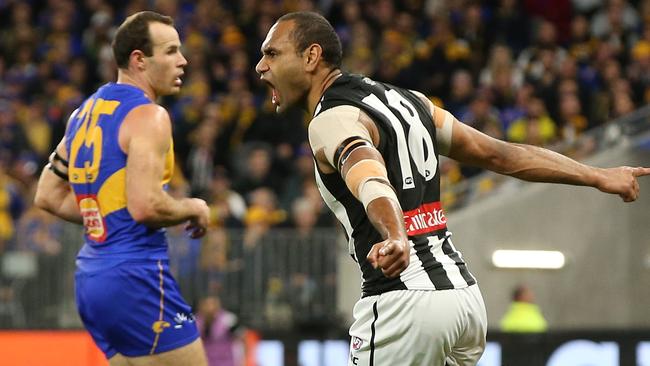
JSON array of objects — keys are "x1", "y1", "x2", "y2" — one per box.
[
  {"x1": 256, "y1": 20, "x2": 310, "y2": 113},
  {"x1": 143, "y1": 22, "x2": 187, "y2": 97}
]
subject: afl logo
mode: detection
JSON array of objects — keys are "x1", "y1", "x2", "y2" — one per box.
[{"x1": 352, "y1": 336, "x2": 363, "y2": 350}]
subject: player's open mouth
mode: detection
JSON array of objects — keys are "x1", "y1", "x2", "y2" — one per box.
[
  {"x1": 272, "y1": 88, "x2": 279, "y2": 105},
  {"x1": 263, "y1": 79, "x2": 280, "y2": 106}
]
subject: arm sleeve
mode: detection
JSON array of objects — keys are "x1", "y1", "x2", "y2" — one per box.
[
  {"x1": 409, "y1": 90, "x2": 454, "y2": 156},
  {"x1": 308, "y1": 105, "x2": 374, "y2": 168}
]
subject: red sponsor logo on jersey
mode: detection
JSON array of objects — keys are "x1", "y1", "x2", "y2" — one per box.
[
  {"x1": 403, "y1": 201, "x2": 447, "y2": 236},
  {"x1": 77, "y1": 194, "x2": 108, "y2": 243}
]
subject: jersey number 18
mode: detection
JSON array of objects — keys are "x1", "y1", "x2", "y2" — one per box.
[{"x1": 362, "y1": 89, "x2": 437, "y2": 190}]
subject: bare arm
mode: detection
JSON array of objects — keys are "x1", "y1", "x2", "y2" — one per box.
[
  {"x1": 414, "y1": 93, "x2": 650, "y2": 203},
  {"x1": 120, "y1": 104, "x2": 208, "y2": 236},
  {"x1": 34, "y1": 140, "x2": 83, "y2": 224},
  {"x1": 447, "y1": 117, "x2": 650, "y2": 202}
]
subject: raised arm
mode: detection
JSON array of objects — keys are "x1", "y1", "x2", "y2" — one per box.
[
  {"x1": 309, "y1": 105, "x2": 409, "y2": 278},
  {"x1": 413, "y1": 92, "x2": 650, "y2": 202},
  {"x1": 120, "y1": 104, "x2": 209, "y2": 237},
  {"x1": 34, "y1": 139, "x2": 83, "y2": 223}
]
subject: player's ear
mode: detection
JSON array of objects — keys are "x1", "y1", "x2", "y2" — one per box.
[
  {"x1": 304, "y1": 43, "x2": 322, "y2": 72},
  {"x1": 131, "y1": 50, "x2": 147, "y2": 71}
]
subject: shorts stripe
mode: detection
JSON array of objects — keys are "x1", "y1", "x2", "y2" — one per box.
[
  {"x1": 150, "y1": 260, "x2": 165, "y2": 354},
  {"x1": 370, "y1": 301, "x2": 378, "y2": 366}
]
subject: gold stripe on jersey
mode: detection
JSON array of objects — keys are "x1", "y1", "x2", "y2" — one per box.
[
  {"x1": 91, "y1": 139, "x2": 173, "y2": 218},
  {"x1": 96, "y1": 168, "x2": 126, "y2": 216},
  {"x1": 150, "y1": 260, "x2": 167, "y2": 354},
  {"x1": 162, "y1": 139, "x2": 174, "y2": 185}
]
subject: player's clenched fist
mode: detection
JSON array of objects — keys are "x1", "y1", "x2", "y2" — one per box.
[
  {"x1": 186, "y1": 198, "x2": 210, "y2": 238},
  {"x1": 367, "y1": 238, "x2": 410, "y2": 278}
]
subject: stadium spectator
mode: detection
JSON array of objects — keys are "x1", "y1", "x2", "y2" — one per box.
[
  {"x1": 500, "y1": 284, "x2": 548, "y2": 333},
  {"x1": 186, "y1": 120, "x2": 218, "y2": 199},
  {"x1": 207, "y1": 168, "x2": 247, "y2": 228},
  {"x1": 507, "y1": 97, "x2": 558, "y2": 146},
  {"x1": 287, "y1": 197, "x2": 337, "y2": 328},
  {"x1": 557, "y1": 91, "x2": 589, "y2": 143},
  {"x1": 196, "y1": 294, "x2": 245, "y2": 366},
  {"x1": 279, "y1": 143, "x2": 315, "y2": 210},
  {"x1": 590, "y1": 0, "x2": 640, "y2": 42},
  {"x1": 489, "y1": 0, "x2": 531, "y2": 54},
  {"x1": 233, "y1": 143, "x2": 285, "y2": 197},
  {"x1": 447, "y1": 69, "x2": 475, "y2": 118},
  {"x1": 15, "y1": 203, "x2": 64, "y2": 327},
  {"x1": 628, "y1": 24, "x2": 650, "y2": 103},
  {"x1": 568, "y1": 14, "x2": 598, "y2": 64}
]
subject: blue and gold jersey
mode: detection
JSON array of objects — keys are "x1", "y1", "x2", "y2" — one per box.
[{"x1": 65, "y1": 83, "x2": 175, "y2": 263}]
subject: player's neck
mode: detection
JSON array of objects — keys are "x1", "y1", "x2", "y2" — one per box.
[
  {"x1": 116, "y1": 69, "x2": 158, "y2": 101},
  {"x1": 307, "y1": 68, "x2": 342, "y2": 116}
]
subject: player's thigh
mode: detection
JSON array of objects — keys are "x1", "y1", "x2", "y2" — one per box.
[
  {"x1": 348, "y1": 290, "x2": 457, "y2": 366},
  {"x1": 448, "y1": 285, "x2": 488, "y2": 366},
  {"x1": 108, "y1": 353, "x2": 130, "y2": 366},
  {"x1": 123, "y1": 338, "x2": 207, "y2": 366}
]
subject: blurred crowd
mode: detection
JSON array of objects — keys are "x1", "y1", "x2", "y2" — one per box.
[{"x1": 1, "y1": 0, "x2": 649, "y2": 327}]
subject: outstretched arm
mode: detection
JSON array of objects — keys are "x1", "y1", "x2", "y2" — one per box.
[
  {"x1": 446, "y1": 115, "x2": 650, "y2": 202},
  {"x1": 412, "y1": 91, "x2": 650, "y2": 203}
]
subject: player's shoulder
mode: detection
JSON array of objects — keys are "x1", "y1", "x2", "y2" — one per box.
[
  {"x1": 125, "y1": 103, "x2": 170, "y2": 124},
  {"x1": 309, "y1": 105, "x2": 363, "y2": 137},
  {"x1": 121, "y1": 103, "x2": 171, "y2": 143},
  {"x1": 409, "y1": 89, "x2": 428, "y2": 102}
]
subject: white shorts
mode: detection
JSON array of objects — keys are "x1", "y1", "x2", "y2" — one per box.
[{"x1": 348, "y1": 285, "x2": 487, "y2": 366}]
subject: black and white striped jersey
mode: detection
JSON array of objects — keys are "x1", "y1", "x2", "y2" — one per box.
[{"x1": 312, "y1": 73, "x2": 476, "y2": 297}]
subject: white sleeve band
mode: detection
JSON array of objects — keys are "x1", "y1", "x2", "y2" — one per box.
[
  {"x1": 436, "y1": 109, "x2": 454, "y2": 156},
  {"x1": 308, "y1": 105, "x2": 373, "y2": 168},
  {"x1": 358, "y1": 179, "x2": 399, "y2": 210}
]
